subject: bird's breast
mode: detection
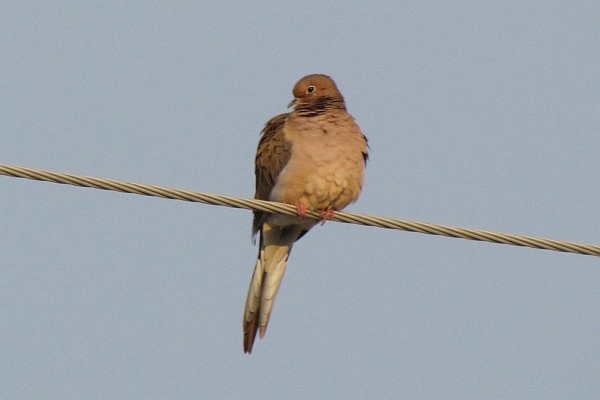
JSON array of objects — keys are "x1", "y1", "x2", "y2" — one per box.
[{"x1": 269, "y1": 117, "x2": 366, "y2": 211}]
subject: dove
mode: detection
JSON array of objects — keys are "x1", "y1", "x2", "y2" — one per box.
[{"x1": 243, "y1": 74, "x2": 368, "y2": 353}]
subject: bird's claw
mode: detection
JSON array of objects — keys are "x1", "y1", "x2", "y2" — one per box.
[{"x1": 319, "y1": 208, "x2": 335, "y2": 225}]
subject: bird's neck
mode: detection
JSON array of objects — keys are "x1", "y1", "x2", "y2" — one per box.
[{"x1": 294, "y1": 97, "x2": 347, "y2": 117}]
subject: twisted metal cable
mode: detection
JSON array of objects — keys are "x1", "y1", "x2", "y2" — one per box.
[{"x1": 1, "y1": 163, "x2": 599, "y2": 257}]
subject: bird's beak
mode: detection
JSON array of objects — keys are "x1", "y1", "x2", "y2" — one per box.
[{"x1": 287, "y1": 98, "x2": 296, "y2": 109}]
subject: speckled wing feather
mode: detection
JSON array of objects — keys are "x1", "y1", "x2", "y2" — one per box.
[{"x1": 252, "y1": 113, "x2": 291, "y2": 237}]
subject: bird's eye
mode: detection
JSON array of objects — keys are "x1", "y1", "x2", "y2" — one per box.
[{"x1": 306, "y1": 86, "x2": 316, "y2": 93}]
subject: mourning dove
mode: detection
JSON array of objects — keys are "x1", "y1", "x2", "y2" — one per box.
[{"x1": 243, "y1": 74, "x2": 369, "y2": 353}]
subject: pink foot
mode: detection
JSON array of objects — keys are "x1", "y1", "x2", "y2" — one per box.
[
  {"x1": 319, "y1": 207, "x2": 335, "y2": 225},
  {"x1": 295, "y1": 201, "x2": 308, "y2": 219}
]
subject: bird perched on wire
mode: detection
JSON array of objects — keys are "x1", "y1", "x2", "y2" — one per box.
[{"x1": 243, "y1": 74, "x2": 369, "y2": 353}]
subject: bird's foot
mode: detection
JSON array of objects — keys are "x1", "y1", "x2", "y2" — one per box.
[
  {"x1": 319, "y1": 207, "x2": 335, "y2": 225},
  {"x1": 295, "y1": 201, "x2": 308, "y2": 219}
]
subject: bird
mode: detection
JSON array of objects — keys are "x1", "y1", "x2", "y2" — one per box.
[{"x1": 242, "y1": 74, "x2": 369, "y2": 353}]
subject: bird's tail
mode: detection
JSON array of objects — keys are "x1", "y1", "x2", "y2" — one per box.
[{"x1": 243, "y1": 222, "x2": 299, "y2": 353}]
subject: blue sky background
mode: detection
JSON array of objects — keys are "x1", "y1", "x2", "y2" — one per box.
[{"x1": 1, "y1": 2, "x2": 598, "y2": 399}]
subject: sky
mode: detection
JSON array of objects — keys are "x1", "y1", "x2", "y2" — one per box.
[{"x1": 1, "y1": 1, "x2": 599, "y2": 399}]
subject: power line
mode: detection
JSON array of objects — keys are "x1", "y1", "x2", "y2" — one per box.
[{"x1": 1, "y1": 163, "x2": 598, "y2": 257}]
